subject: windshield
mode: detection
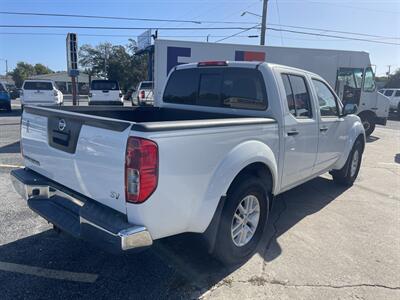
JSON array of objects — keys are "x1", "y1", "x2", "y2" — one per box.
[
  {"x1": 23, "y1": 81, "x2": 53, "y2": 90},
  {"x1": 0, "y1": 84, "x2": 6, "y2": 92},
  {"x1": 91, "y1": 80, "x2": 120, "y2": 90}
]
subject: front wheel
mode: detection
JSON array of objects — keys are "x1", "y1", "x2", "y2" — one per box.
[
  {"x1": 361, "y1": 114, "x2": 375, "y2": 136},
  {"x1": 332, "y1": 139, "x2": 363, "y2": 186},
  {"x1": 212, "y1": 176, "x2": 270, "y2": 266}
]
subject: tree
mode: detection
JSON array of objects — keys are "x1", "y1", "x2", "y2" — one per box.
[
  {"x1": 385, "y1": 68, "x2": 400, "y2": 88},
  {"x1": 9, "y1": 62, "x2": 35, "y2": 87},
  {"x1": 79, "y1": 41, "x2": 148, "y2": 91},
  {"x1": 34, "y1": 63, "x2": 53, "y2": 75}
]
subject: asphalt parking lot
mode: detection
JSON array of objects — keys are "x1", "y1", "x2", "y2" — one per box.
[{"x1": 0, "y1": 101, "x2": 399, "y2": 299}]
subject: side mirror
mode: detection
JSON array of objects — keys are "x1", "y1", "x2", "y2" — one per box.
[{"x1": 341, "y1": 103, "x2": 358, "y2": 116}]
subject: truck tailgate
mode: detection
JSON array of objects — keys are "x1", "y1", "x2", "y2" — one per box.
[{"x1": 20, "y1": 106, "x2": 132, "y2": 214}]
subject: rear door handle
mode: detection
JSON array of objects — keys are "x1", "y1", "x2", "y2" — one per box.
[
  {"x1": 287, "y1": 130, "x2": 299, "y2": 136},
  {"x1": 320, "y1": 127, "x2": 328, "y2": 132}
]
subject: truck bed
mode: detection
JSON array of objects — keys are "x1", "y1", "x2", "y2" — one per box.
[{"x1": 24, "y1": 105, "x2": 275, "y2": 132}]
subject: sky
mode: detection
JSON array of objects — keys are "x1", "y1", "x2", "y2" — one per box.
[{"x1": 0, "y1": 0, "x2": 399, "y2": 76}]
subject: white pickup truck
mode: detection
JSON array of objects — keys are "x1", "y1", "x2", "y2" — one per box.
[{"x1": 11, "y1": 61, "x2": 365, "y2": 265}]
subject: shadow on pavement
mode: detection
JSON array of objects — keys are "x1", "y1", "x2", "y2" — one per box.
[
  {"x1": 0, "y1": 177, "x2": 349, "y2": 299},
  {"x1": 366, "y1": 135, "x2": 380, "y2": 143},
  {"x1": 0, "y1": 141, "x2": 20, "y2": 154},
  {"x1": 0, "y1": 109, "x2": 22, "y2": 117}
]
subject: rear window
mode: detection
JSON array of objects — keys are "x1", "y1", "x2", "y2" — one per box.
[
  {"x1": 91, "y1": 80, "x2": 119, "y2": 90},
  {"x1": 24, "y1": 81, "x2": 53, "y2": 90},
  {"x1": 139, "y1": 82, "x2": 153, "y2": 89},
  {"x1": 163, "y1": 67, "x2": 267, "y2": 110}
]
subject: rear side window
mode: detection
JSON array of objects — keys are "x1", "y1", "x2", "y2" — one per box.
[
  {"x1": 91, "y1": 80, "x2": 119, "y2": 90},
  {"x1": 395, "y1": 90, "x2": 400, "y2": 97},
  {"x1": 281, "y1": 74, "x2": 312, "y2": 118},
  {"x1": 24, "y1": 81, "x2": 53, "y2": 90},
  {"x1": 163, "y1": 67, "x2": 267, "y2": 110},
  {"x1": 384, "y1": 90, "x2": 394, "y2": 96}
]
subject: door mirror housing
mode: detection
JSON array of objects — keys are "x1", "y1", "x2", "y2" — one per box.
[{"x1": 341, "y1": 103, "x2": 358, "y2": 116}]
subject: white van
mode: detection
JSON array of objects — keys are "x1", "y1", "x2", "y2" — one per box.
[
  {"x1": 379, "y1": 88, "x2": 400, "y2": 115},
  {"x1": 21, "y1": 80, "x2": 63, "y2": 108},
  {"x1": 88, "y1": 80, "x2": 123, "y2": 105}
]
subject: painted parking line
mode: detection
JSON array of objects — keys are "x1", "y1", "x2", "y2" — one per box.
[
  {"x1": 0, "y1": 164, "x2": 22, "y2": 169},
  {"x1": 0, "y1": 261, "x2": 98, "y2": 283}
]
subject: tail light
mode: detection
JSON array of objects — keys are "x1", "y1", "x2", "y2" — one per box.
[
  {"x1": 198, "y1": 61, "x2": 228, "y2": 67},
  {"x1": 125, "y1": 137, "x2": 158, "y2": 204},
  {"x1": 140, "y1": 90, "x2": 145, "y2": 99}
]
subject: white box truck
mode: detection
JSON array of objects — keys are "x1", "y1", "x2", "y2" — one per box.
[{"x1": 154, "y1": 39, "x2": 389, "y2": 135}]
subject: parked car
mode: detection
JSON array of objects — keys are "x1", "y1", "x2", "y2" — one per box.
[
  {"x1": 11, "y1": 61, "x2": 365, "y2": 265},
  {"x1": 135, "y1": 81, "x2": 154, "y2": 106},
  {"x1": 20, "y1": 80, "x2": 63, "y2": 108},
  {"x1": 5, "y1": 83, "x2": 20, "y2": 99},
  {"x1": 88, "y1": 80, "x2": 123, "y2": 105},
  {"x1": 379, "y1": 88, "x2": 400, "y2": 116},
  {"x1": 0, "y1": 82, "x2": 11, "y2": 111}
]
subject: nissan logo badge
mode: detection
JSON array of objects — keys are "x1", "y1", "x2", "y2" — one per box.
[{"x1": 58, "y1": 119, "x2": 66, "y2": 131}]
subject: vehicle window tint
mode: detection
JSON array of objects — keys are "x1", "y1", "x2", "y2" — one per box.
[
  {"x1": 140, "y1": 82, "x2": 153, "y2": 89},
  {"x1": 23, "y1": 81, "x2": 53, "y2": 90},
  {"x1": 91, "y1": 80, "x2": 119, "y2": 90},
  {"x1": 221, "y1": 68, "x2": 267, "y2": 110},
  {"x1": 363, "y1": 67, "x2": 376, "y2": 92},
  {"x1": 281, "y1": 74, "x2": 296, "y2": 115},
  {"x1": 384, "y1": 90, "x2": 394, "y2": 96},
  {"x1": 312, "y1": 79, "x2": 339, "y2": 117},
  {"x1": 198, "y1": 73, "x2": 221, "y2": 107},
  {"x1": 282, "y1": 74, "x2": 312, "y2": 118},
  {"x1": 395, "y1": 90, "x2": 400, "y2": 97},
  {"x1": 163, "y1": 68, "x2": 198, "y2": 105}
]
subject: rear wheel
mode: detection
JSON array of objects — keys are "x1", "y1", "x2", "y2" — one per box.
[
  {"x1": 212, "y1": 176, "x2": 269, "y2": 266},
  {"x1": 332, "y1": 139, "x2": 363, "y2": 186}
]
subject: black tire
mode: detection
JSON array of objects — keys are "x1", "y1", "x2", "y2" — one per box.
[
  {"x1": 212, "y1": 176, "x2": 270, "y2": 266},
  {"x1": 361, "y1": 114, "x2": 375, "y2": 136},
  {"x1": 332, "y1": 138, "x2": 363, "y2": 186}
]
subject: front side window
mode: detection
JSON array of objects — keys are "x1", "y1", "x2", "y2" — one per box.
[
  {"x1": 395, "y1": 90, "x2": 400, "y2": 97},
  {"x1": 312, "y1": 79, "x2": 339, "y2": 117},
  {"x1": 281, "y1": 74, "x2": 312, "y2": 118},
  {"x1": 335, "y1": 68, "x2": 363, "y2": 105},
  {"x1": 363, "y1": 67, "x2": 376, "y2": 92},
  {"x1": 163, "y1": 67, "x2": 267, "y2": 110}
]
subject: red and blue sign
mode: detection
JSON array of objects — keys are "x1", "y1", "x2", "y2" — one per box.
[{"x1": 235, "y1": 51, "x2": 266, "y2": 62}]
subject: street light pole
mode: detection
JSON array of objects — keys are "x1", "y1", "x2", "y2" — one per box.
[
  {"x1": 0, "y1": 58, "x2": 8, "y2": 74},
  {"x1": 260, "y1": 0, "x2": 269, "y2": 45}
]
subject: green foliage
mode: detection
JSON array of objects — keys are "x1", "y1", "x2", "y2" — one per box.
[
  {"x1": 8, "y1": 62, "x2": 54, "y2": 87},
  {"x1": 385, "y1": 68, "x2": 400, "y2": 88},
  {"x1": 79, "y1": 40, "x2": 148, "y2": 91}
]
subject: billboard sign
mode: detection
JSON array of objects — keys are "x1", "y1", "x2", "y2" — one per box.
[
  {"x1": 137, "y1": 30, "x2": 151, "y2": 50},
  {"x1": 66, "y1": 33, "x2": 79, "y2": 76}
]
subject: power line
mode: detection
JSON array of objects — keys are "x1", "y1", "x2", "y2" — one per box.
[
  {"x1": 0, "y1": 11, "x2": 258, "y2": 25},
  {"x1": 215, "y1": 24, "x2": 261, "y2": 42},
  {"x1": 0, "y1": 24, "x2": 258, "y2": 30},
  {"x1": 0, "y1": 25, "x2": 399, "y2": 45},
  {"x1": 1, "y1": 10, "x2": 398, "y2": 40}
]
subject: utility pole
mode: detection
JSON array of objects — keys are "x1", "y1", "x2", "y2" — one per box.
[
  {"x1": 260, "y1": 0, "x2": 269, "y2": 45},
  {"x1": 386, "y1": 65, "x2": 391, "y2": 76}
]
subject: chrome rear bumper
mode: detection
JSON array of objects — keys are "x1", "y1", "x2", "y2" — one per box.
[{"x1": 10, "y1": 168, "x2": 152, "y2": 253}]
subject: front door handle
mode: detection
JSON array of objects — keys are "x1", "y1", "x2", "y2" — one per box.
[
  {"x1": 287, "y1": 130, "x2": 299, "y2": 136},
  {"x1": 320, "y1": 127, "x2": 328, "y2": 132}
]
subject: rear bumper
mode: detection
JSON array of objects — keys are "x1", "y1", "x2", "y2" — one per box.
[
  {"x1": 88, "y1": 101, "x2": 123, "y2": 106},
  {"x1": 10, "y1": 168, "x2": 152, "y2": 253}
]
